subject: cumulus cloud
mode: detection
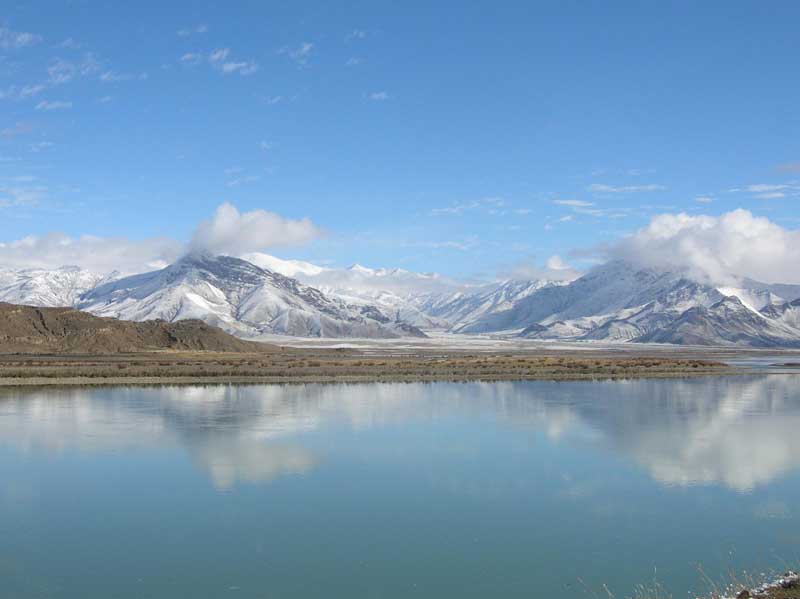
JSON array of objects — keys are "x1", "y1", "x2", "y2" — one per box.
[
  {"x1": 0, "y1": 233, "x2": 182, "y2": 274},
  {"x1": 611, "y1": 209, "x2": 800, "y2": 284},
  {"x1": 500, "y1": 255, "x2": 582, "y2": 282},
  {"x1": 188, "y1": 202, "x2": 321, "y2": 256},
  {"x1": 0, "y1": 203, "x2": 320, "y2": 274}
]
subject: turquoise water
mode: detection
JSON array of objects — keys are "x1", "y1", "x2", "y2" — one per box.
[{"x1": 1, "y1": 376, "x2": 799, "y2": 598}]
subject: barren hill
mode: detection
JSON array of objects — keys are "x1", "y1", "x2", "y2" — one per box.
[{"x1": 0, "y1": 302, "x2": 274, "y2": 354}]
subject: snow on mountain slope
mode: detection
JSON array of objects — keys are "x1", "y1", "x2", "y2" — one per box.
[
  {"x1": 4, "y1": 253, "x2": 799, "y2": 346},
  {"x1": 636, "y1": 296, "x2": 800, "y2": 347},
  {"x1": 79, "y1": 254, "x2": 425, "y2": 339},
  {"x1": 0, "y1": 266, "x2": 118, "y2": 308},
  {"x1": 760, "y1": 299, "x2": 800, "y2": 330},
  {"x1": 716, "y1": 286, "x2": 783, "y2": 312},
  {"x1": 315, "y1": 287, "x2": 452, "y2": 330},
  {"x1": 239, "y1": 252, "x2": 328, "y2": 278},
  {"x1": 463, "y1": 261, "x2": 697, "y2": 334},
  {"x1": 464, "y1": 260, "x2": 800, "y2": 347},
  {"x1": 240, "y1": 255, "x2": 465, "y2": 329},
  {"x1": 228, "y1": 253, "x2": 565, "y2": 332},
  {"x1": 412, "y1": 279, "x2": 562, "y2": 331}
]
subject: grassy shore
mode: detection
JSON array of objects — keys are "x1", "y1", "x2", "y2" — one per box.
[
  {"x1": 0, "y1": 349, "x2": 734, "y2": 386},
  {"x1": 624, "y1": 571, "x2": 800, "y2": 599}
]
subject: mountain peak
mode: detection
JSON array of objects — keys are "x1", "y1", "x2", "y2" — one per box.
[{"x1": 348, "y1": 263, "x2": 375, "y2": 274}]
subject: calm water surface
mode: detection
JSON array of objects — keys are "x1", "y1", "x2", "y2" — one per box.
[{"x1": 1, "y1": 376, "x2": 799, "y2": 598}]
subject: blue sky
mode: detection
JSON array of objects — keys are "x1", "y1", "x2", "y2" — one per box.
[{"x1": 1, "y1": 1, "x2": 799, "y2": 279}]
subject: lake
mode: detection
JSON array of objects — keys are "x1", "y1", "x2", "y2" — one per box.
[{"x1": 1, "y1": 376, "x2": 799, "y2": 598}]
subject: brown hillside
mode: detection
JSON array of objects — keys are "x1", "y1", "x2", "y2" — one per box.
[{"x1": 0, "y1": 302, "x2": 275, "y2": 354}]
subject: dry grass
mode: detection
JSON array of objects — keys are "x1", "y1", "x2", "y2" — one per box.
[
  {"x1": 615, "y1": 568, "x2": 800, "y2": 599},
  {"x1": 0, "y1": 351, "x2": 731, "y2": 386}
]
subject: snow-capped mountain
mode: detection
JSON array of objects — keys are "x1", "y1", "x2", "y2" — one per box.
[
  {"x1": 242, "y1": 253, "x2": 564, "y2": 331},
  {"x1": 637, "y1": 296, "x2": 800, "y2": 347},
  {"x1": 411, "y1": 279, "x2": 564, "y2": 332},
  {"x1": 0, "y1": 266, "x2": 118, "y2": 308},
  {"x1": 451, "y1": 260, "x2": 800, "y2": 346},
  {"x1": 239, "y1": 252, "x2": 328, "y2": 278},
  {"x1": 3, "y1": 253, "x2": 800, "y2": 346},
  {"x1": 78, "y1": 254, "x2": 426, "y2": 339},
  {"x1": 243, "y1": 255, "x2": 466, "y2": 329}
]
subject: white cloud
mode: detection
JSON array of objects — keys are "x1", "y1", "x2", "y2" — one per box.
[
  {"x1": 0, "y1": 27, "x2": 42, "y2": 49},
  {"x1": 500, "y1": 255, "x2": 581, "y2": 282},
  {"x1": 189, "y1": 202, "x2": 321, "y2": 256},
  {"x1": 21, "y1": 83, "x2": 46, "y2": 98},
  {"x1": 1, "y1": 122, "x2": 31, "y2": 139},
  {"x1": 180, "y1": 52, "x2": 203, "y2": 65},
  {"x1": 35, "y1": 100, "x2": 72, "y2": 111},
  {"x1": 0, "y1": 203, "x2": 320, "y2": 274},
  {"x1": 99, "y1": 70, "x2": 146, "y2": 82},
  {"x1": 0, "y1": 179, "x2": 47, "y2": 208},
  {"x1": 553, "y1": 199, "x2": 594, "y2": 207},
  {"x1": 280, "y1": 42, "x2": 314, "y2": 66},
  {"x1": 226, "y1": 175, "x2": 260, "y2": 187},
  {"x1": 746, "y1": 183, "x2": 790, "y2": 193},
  {"x1": 406, "y1": 238, "x2": 478, "y2": 251},
  {"x1": 429, "y1": 197, "x2": 510, "y2": 217},
  {"x1": 220, "y1": 61, "x2": 258, "y2": 75},
  {"x1": 0, "y1": 233, "x2": 182, "y2": 274},
  {"x1": 368, "y1": 91, "x2": 389, "y2": 101},
  {"x1": 207, "y1": 48, "x2": 258, "y2": 76},
  {"x1": 0, "y1": 83, "x2": 48, "y2": 101},
  {"x1": 346, "y1": 29, "x2": 367, "y2": 41},
  {"x1": 209, "y1": 48, "x2": 231, "y2": 63},
  {"x1": 695, "y1": 196, "x2": 714, "y2": 204},
  {"x1": 58, "y1": 37, "x2": 81, "y2": 49},
  {"x1": 588, "y1": 183, "x2": 666, "y2": 193},
  {"x1": 430, "y1": 204, "x2": 472, "y2": 216},
  {"x1": 45, "y1": 53, "x2": 100, "y2": 87},
  {"x1": 29, "y1": 141, "x2": 55, "y2": 152},
  {"x1": 177, "y1": 24, "x2": 208, "y2": 37},
  {"x1": 612, "y1": 209, "x2": 800, "y2": 284},
  {"x1": 47, "y1": 58, "x2": 77, "y2": 85},
  {"x1": 722, "y1": 182, "x2": 799, "y2": 199}
]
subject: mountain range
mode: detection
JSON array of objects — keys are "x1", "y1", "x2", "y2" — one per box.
[{"x1": 2, "y1": 253, "x2": 800, "y2": 347}]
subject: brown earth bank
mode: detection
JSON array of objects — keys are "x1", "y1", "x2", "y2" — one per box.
[{"x1": 0, "y1": 302, "x2": 274, "y2": 353}]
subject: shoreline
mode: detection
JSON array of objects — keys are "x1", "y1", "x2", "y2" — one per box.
[
  {"x1": 0, "y1": 369, "x2": 746, "y2": 387},
  {"x1": 0, "y1": 350, "x2": 748, "y2": 387}
]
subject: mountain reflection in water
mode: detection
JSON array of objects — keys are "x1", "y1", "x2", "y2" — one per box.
[{"x1": 1, "y1": 376, "x2": 798, "y2": 492}]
